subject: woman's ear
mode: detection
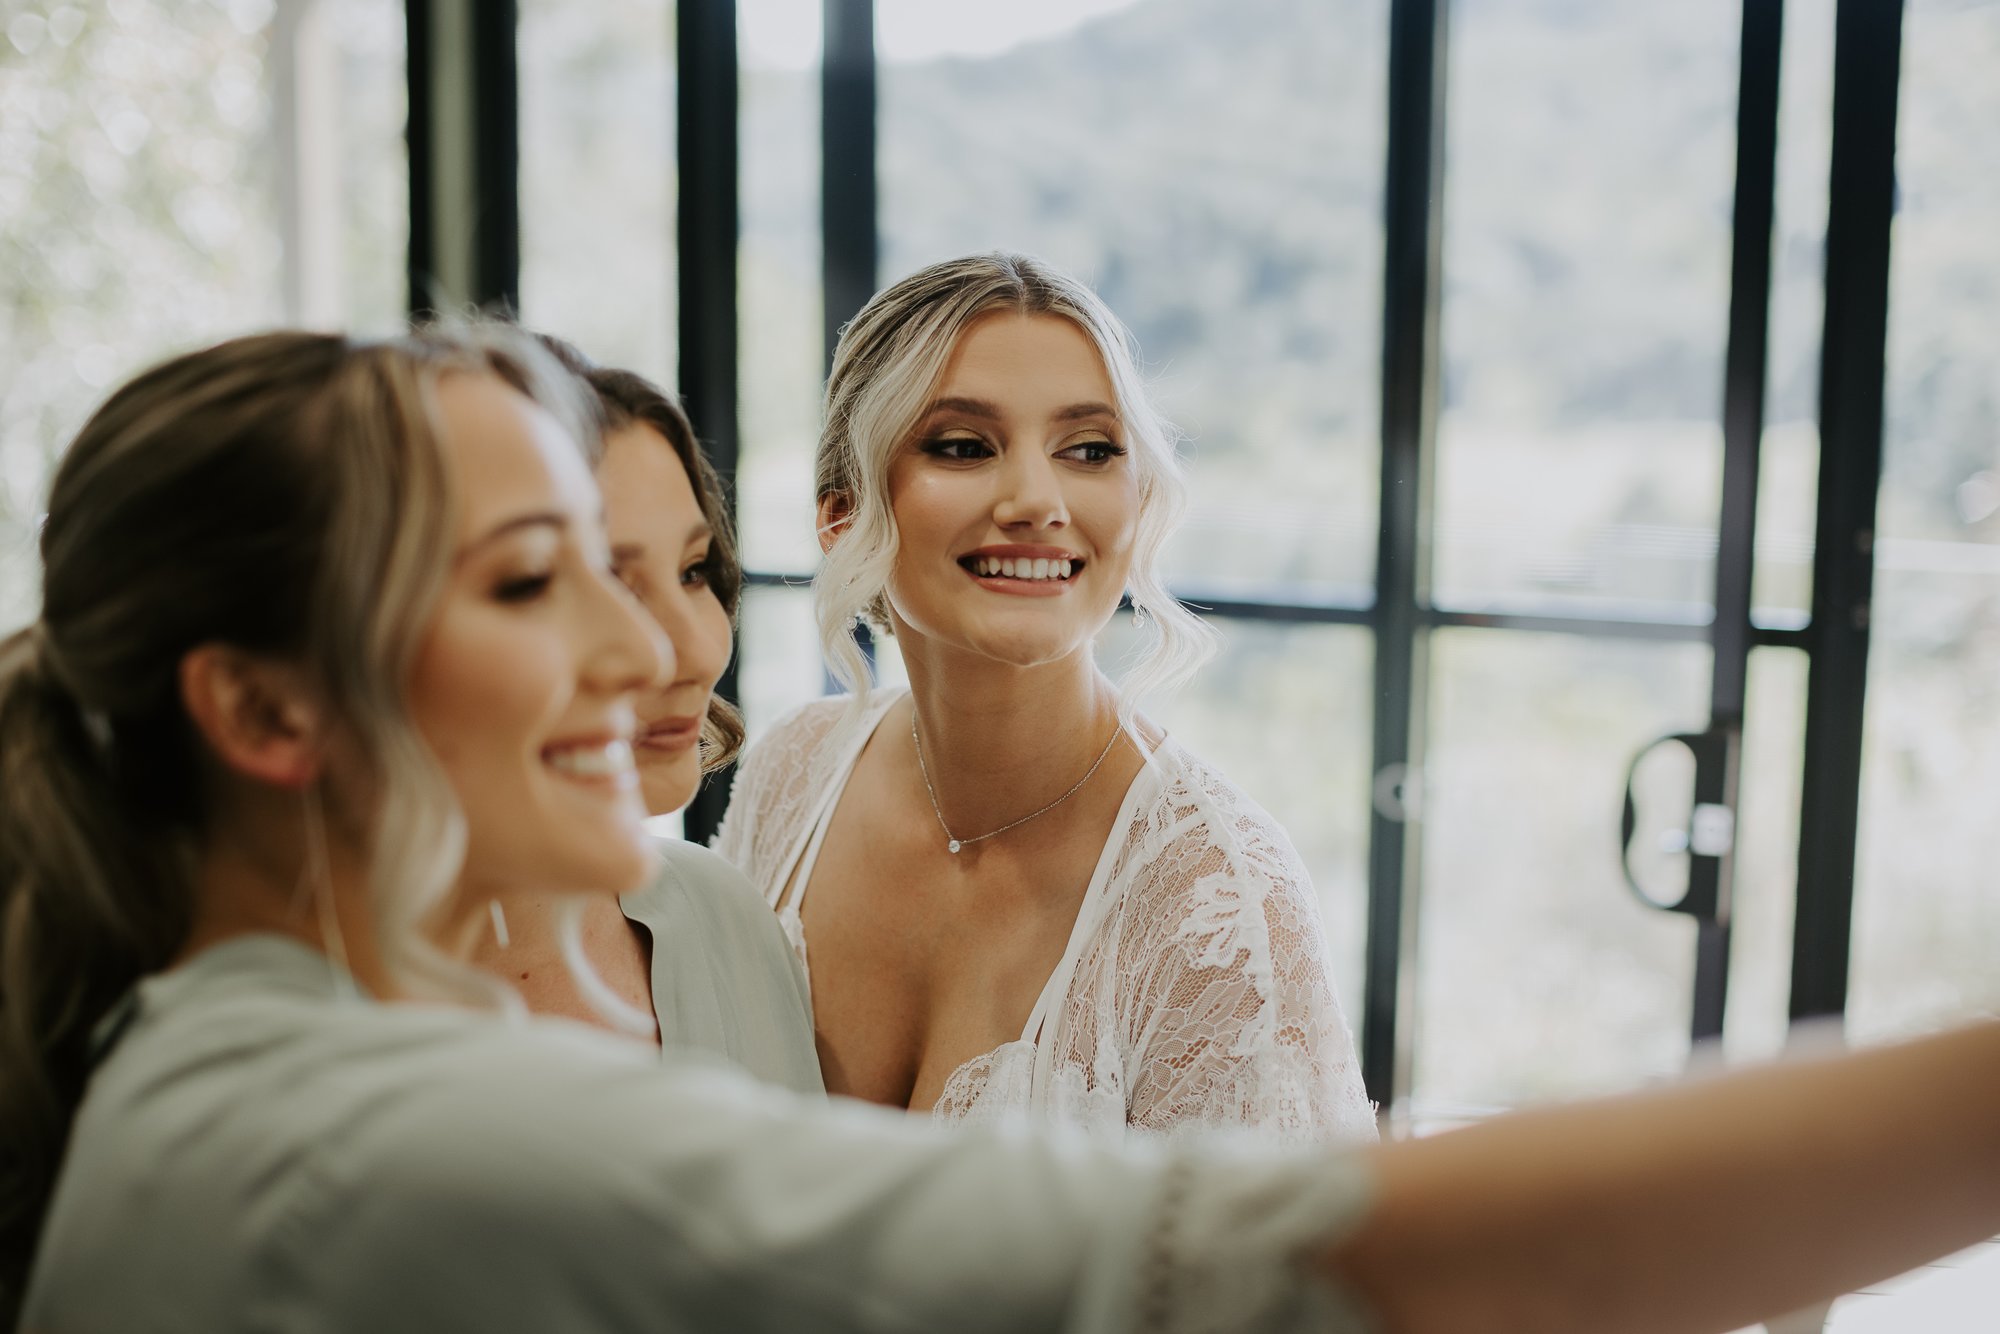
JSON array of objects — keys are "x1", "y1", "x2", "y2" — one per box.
[
  {"x1": 178, "y1": 646, "x2": 326, "y2": 789},
  {"x1": 815, "y1": 494, "x2": 855, "y2": 556}
]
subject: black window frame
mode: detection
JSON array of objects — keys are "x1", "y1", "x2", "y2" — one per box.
[{"x1": 406, "y1": 0, "x2": 1905, "y2": 1116}]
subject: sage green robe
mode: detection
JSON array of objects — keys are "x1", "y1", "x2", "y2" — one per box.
[{"x1": 24, "y1": 935, "x2": 1374, "y2": 1332}]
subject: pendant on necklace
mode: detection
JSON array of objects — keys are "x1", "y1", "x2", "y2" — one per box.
[{"x1": 948, "y1": 840, "x2": 962, "y2": 854}]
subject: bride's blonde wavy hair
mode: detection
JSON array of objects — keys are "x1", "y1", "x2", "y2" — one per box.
[{"x1": 814, "y1": 252, "x2": 1216, "y2": 730}]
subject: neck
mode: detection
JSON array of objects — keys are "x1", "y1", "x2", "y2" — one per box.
[
  {"x1": 900, "y1": 643, "x2": 1124, "y2": 829},
  {"x1": 452, "y1": 886, "x2": 627, "y2": 976},
  {"x1": 180, "y1": 818, "x2": 398, "y2": 998},
  {"x1": 455, "y1": 885, "x2": 657, "y2": 1040}
]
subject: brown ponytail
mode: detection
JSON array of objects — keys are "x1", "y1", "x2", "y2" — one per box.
[
  {"x1": 0, "y1": 324, "x2": 589, "y2": 1322},
  {"x1": 0, "y1": 624, "x2": 198, "y2": 1318}
]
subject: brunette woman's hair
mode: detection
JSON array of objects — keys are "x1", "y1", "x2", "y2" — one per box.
[
  {"x1": 0, "y1": 324, "x2": 588, "y2": 1320},
  {"x1": 532, "y1": 336, "x2": 746, "y2": 771}
]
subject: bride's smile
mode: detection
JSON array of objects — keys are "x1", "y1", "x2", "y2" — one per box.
[{"x1": 876, "y1": 310, "x2": 1138, "y2": 669}]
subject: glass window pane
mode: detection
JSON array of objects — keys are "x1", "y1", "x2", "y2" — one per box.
[
  {"x1": 1850, "y1": 0, "x2": 2000, "y2": 1040},
  {"x1": 1096, "y1": 616, "x2": 1374, "y2": 1020},
  {"x1": 1722, "y1": 646, "x2": 1809, "y2": 1063},
  {"x1": 1434, "y1": 0, "x2": 1739, "y2": 620},
  {"x1": 517, "y1": 0, "x2": 676, "y2": 383},
  {"x1": 737, "y1": 0, "x2": 824, "y2": 575},
  {"x1": 0, "y1": 0, "x2": 405, "y2": 624},
  {"x1": 1751, "y1": 0, "x2": 1836, "y2": 626},
  {"x1": 738, "y1": 583, "x2": 826, "y2": 733},
  {"x1": 1416, "y1": 631, "x2": 1711, "y2": 1110},
  {"x1": 876, "y1": 0, "x2": 1387, "y2": 600}
]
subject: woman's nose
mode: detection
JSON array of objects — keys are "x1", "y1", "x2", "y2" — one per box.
[
  {"x1": 588, "y1": 567, "x2": 673, "y2": 695},
  {"x1": 651, "y1": 588, "x2": 727, "y2": 687},
  {"x1": 992, "y1": 450, "x2": 1069, "y2": 530}
]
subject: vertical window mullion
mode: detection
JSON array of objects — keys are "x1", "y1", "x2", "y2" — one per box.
[
  {"x1": 1688, "y1": 0, "x2": 1786, "y2": 1043},
  {"x1": 404, "y1": 0, "x2": 518, "y2": 316},
  {"x1": 677, "y1": 0, "x2": 742, "y2": 846},
  {"x1": 821, "y1": 0, "x2": 876, "y2": 370},
  {"x1": 1790, "y1": 0, "x2": 1906, "y2": 1026},
  {"x1": 1365, "y1": 0, "x2": 1450, "y2": 1118}
]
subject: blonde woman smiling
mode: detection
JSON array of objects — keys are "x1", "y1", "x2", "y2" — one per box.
[{"x1": 717, "y1": 253, "x2": 1375, "y2": 1140}]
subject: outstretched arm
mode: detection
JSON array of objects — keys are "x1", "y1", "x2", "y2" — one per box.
[{"x1": 1323, "y1": 1021, "x2": 2000, "y2": 1334}]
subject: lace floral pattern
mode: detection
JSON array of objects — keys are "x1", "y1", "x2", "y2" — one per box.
[{"x1": 714, "y1": 692, "x2": 1377, "y2": 1144}]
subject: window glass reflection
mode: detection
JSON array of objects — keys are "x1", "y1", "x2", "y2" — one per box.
[
  {"x1": 517, "y1": 0, "x2": 676, "y2": 383},
  {"x1": 1416, "y1": 631, "x2": 1709, "y2": 1110},
  {"x1": 876, "y1": 0, "x2": 1386, "y2": 601},
  {"x1": 737, "y1": 0, "x2": 824, "y2": 575},
  {"x1": 1851, "y1": 0, "x2": 2000, "y2": 1040},
  {"x1": 0, "y1": 0, "x2": 405, "y2": 624},
  {"x1": 1433, "y1": 0, "x2": 1738, "y2": 621}
]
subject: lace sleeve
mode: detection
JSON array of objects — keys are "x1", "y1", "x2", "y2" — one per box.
[
  {"x1": 708, "y1": 696, "x2": 850, "y2": 904},
  {"x1": 1117, "y1": 773, "x2": 1377, "y2": 1144},
  {"x1": 708, "y1": 739, "x2": 764, "y2": 874}
]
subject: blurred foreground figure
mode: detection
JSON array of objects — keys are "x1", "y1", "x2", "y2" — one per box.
[{"x1": 2, "y1": 326, "x2": 1995, "y2": 1333}]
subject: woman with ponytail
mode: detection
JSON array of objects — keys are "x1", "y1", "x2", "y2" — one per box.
[
  {"x1": 5, "y1": 326, "x2": 1998, "y2": 1334},
  {"x1": 0, "y1": 329, "x2": 490, "y2": 1319}
]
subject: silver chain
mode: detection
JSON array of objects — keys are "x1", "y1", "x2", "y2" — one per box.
[{"x1": 911, "y1": 708, "x2": 1121, "y2": 855}]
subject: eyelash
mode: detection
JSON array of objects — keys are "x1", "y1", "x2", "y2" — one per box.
[
  {"x1": 1061, "y1": 440, "x2": 1125, "y2": 464},
  {"x1": 921, "y1": 436, "x2": 992, "y2": 461},
  {"x1": 919, "y1": 437, "x2": 1126, "y2": 464},
  {"x1": 607, "y1": 555, "x2": 716, "y2": 594},
  {"x1": 494, "y1": 572, "x2": 553, "y2": 604}
]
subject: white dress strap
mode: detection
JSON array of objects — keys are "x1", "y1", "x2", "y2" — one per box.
[
  {"x1": 772, "y1": 689, "x2": 904, "y2": 922},
  {"x1": 1022, "y1": 735, "x2": 1168, "y2": 1111}
]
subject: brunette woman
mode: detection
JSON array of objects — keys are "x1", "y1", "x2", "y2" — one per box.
[{"x1": 463, "y1": 342, "x2": 819, "y2": 1093}]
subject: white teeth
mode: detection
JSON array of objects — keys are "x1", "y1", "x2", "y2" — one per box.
[
  {"x1": 970, "y1": 555, "x2": 1077, "y2": 581},
  {"x1": 546, "y1": 739, "x2": 636, "y2": 782}
]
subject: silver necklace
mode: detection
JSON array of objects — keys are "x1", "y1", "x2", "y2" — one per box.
[{"x1": 911, "y1": 710, "x2": 1121, "y2": 855}]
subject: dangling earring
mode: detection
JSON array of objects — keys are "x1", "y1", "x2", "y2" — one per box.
[
  {"x1": 1131, "y1": 599, "x2": 1150, "y2": 629},
  {"x1": 487, "y1": 899, "x2": 511, "y2": 948}
]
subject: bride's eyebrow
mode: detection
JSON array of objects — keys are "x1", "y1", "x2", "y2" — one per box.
[
  {"x1": 922, "y1": 396, "x2": 1002, "y2": 421},
  {"x1": 920, "y1": 398, "x2": 1120, "y2": 425}
]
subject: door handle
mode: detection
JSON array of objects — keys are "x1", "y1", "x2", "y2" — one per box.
[{"x1": 1620, "y1": 727, "x2": 1737, "y2": 923}]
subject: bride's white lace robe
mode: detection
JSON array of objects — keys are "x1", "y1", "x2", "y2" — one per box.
[{"x1": 714, "y1": 690, "x2": 1377, "y2": 1144}]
